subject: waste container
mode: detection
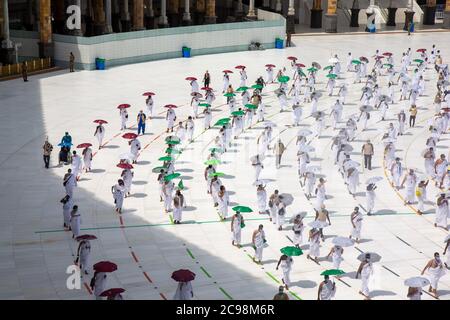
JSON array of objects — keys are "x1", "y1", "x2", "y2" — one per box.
[
  {"x1": 182, "y1": 46, "x2": 191, "y2": 58},
  {"x1": 96, "y1": 58, "x2": 106, "y2": 70},
  {"x1": 275, "y1": 38, "x2": 284, "y2": 49}
]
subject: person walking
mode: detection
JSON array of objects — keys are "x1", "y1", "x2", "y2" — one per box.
[
  {"x1": 274, "y1": 139, "x2": 286, "y2": 169},
  {"x1": 42, "y1": 137, "x2": 53, "y2": 169},
  {"x1": 21, "y1": 61, "x2": 28, "y2": 82},
  {"x1": 409, "y1": 104, "x2": 417, "y2": 127},
  {"x1": 69, "y1": 52, "x2": 75, "y2": 72},
  {"x1": 273, "y1": 286, "x2": 289, "y2": 300},
  {"x1": 361, "y1": 140, "x2": 374, "y2": 170},
  {"x1": 137, "y1": 110, "x2": 147, "y2": 135},
  {"x1": 203, "y1": 70, "x2": 211, "y2": 88}
]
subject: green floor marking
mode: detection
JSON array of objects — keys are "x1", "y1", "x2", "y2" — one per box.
[
  {"x1": 186, "y1": 248, "x2": 195, "y2": 259},
  {"x1": 219, "y1": 287, "x2": 233, "y2": 300},
  {"x1": 200, "y1": 266, "x2": 212, "y2": 278},
  {"x1": 265, "y1": 272, "x2": 280, "y2": 284}
]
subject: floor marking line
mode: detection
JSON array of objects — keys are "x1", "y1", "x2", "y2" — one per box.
[
  {"x1": 131, "y1": 251, "x2": 139, "y2": 263},
  {"x1": 382, "y1": 265, "x2": 400, "y2": 277},
  {"x1": 83, "y1": 282, "x2": 93, "y2": 295},
  {"x1": 288, "y1": 291, "x2": 302, "y2": 300},
  {"x1": 186, "y1": 248, "x2": 195, "y2": 259},
  {"x1": 219, "y1": 287, "x2": 233, "y2": 300},
  {"x1": 336, "y1": 277, "x2": 351, "y2": 288},
  {"x1": 200, "y1": 266, "x2": 212, "y2": 278},
  {"x1": 143, "y1": 271, "x2": 153, "y2": 283},
  {"x1": 265, "y1": 272, "x2": 281, "y2": 284},
  {"x1": 159, "y1": 293, "x2": 168, "y2": 300}
]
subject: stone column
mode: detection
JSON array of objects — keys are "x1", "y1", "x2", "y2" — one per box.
[
  {"x1": 275, "y1": 0, "x2": 281, "y2": 12},
  {"x1": 310, "y1": 0, "x2": 322, "y2": 28},
  {"x1": 111, "y1": 0, "x2": 121, "y2": 32},
  {"x1": 443, "y1": 0, "x2": 450, "y2": 29},
  {"x1": 182, "y1": 0, "x2": 192, "y2": 25},
  {"x1": 286, "y1": 0, "x2": 295, "y2": 33},
  {"x1": 159, "y1": 0, "x2": 169, "y2": 27},
  {"x1": 54, "y1": 0, "x2": 66, "y2": 34},
  {"x1": 324, "y1": 0, "x2": 337, "y2": 33},
  {"x1": 1, "y1": 0, "x2": 15, "y2": 64},
  {"x1": 236, "y1": 0, "x2": 244, "y2": 21},
  {"x1": 92, "y1": 0, "x2": 107, "y2": 34},
  {"x1": 35, "y1": 0, "x2": 40, "y2": 31},
  {"x1": 262, "y1": 0, "x2": 270, "y2": 9},
  {"x1": 0, "y1": 0, "x2": 4, "y2": 40},
  {"x1": 247, "y1": 0, "x2": 256, "y2": 19},
  {"x1": 204, "y1": 0, "x2": 216, "y2": 24},
  {"x1": 132, "y1": 0, "x2": 145, "y2": 30},
  {"x1": 121, "y1": 0, "x2": 132, "y2": 32},
  {"x1": 168, "y1": 0, "x2": 180, "y2": 26},
  {"x1": 105, "y1": 0, "x2": 113, "y2": 32},
  {"x1": 144, "y1": 0, "x2": 155, "y2": 28},
  {"x1": 39, "y1": 0, "x2": 54, "y2": 59},
  {"x1": 350, "y1": 0, "x2": 360, "y2": 27},
  {"x1": 24, "y1": 0, "x2": 35, "y2": 31}
]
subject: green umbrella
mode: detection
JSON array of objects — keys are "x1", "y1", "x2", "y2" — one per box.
[
  {"x1": 280, "y1": 246, "x2": 303, "y2": 257},
  {"x1": 231, "y1": 111, "x2": 245, "y2": 116},
  {"x1": 383, "y1": 63, "x2": 393, "y2": 68},
  {"x1": 164, "y1": 173, "x2": 181, "y2": 182},
  {"x1": 321, "y1": 269, "x2": 345, "y2": 276},
  {"x1": 351, "y1": 59, "x2": 361, "y2": 65},
  {"x1": 278, "y1": 76, "x2": 290, "y2": 83},
  {"x1": 165, "y1": 136, "x2": 180, "y2": 142},
  {"x1": 224, "y1": 92, "x2": 236, "y2": 97},
  {"x1": 204, "y1": 159, "x2": 221, "y2": 166},
  {"x1": 178, "y1": 179, "x2": 185, "y2": 190},
  {"x1": 245, "y1": 104, "x2": 258, "y2": 110},
  {"x1": 214, "y1": 118, "x2": 231, "y2": 126},
  {"x1": 159, "y1": 156, "x2": 174, "y2": 161},
  {"x1": 323, "y1": 65, "x2": 333, "y2": 71},
  {"x1": 152, "y1": 166, "x2": 167, "y2": 173},
  {"x1": 166, "y1": 140, "x2": 180, "y2": 145},
  {"x1": 198, "y1": 103, "x2": 211, "y2": 107},
  {"x1": 209, "y1": 172, "x2": 225, "y2": 178},
  {"x1": 236, "y1": 86, "x2": 249, "y2": 92},
  {"x1": 326, "y1": 74, "x2": 338, "y2": 79},
  {"x1": 252, "y1": 84, "x2": 263, "y2": 90},
  {"x1": 232, "y1": 206, "x2": 253, "y2": 213},
  {"x1": 414, "y1": 59, "x2": 424, "y2": 64},
  {"x1": 209, "y1": 147, "x2": 223, "y2": 153},
  {"x1": 307, "y1": 67, "x2": 318, "y2": 72},
  {"x1": 166, "y1": 148, "x2": 181, "y2": 155}
]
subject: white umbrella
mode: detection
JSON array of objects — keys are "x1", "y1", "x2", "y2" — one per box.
[
  {"x1": 305, "y1": 165, "x2": 321, "y2": 173},
  {"x1": 383, "y1": 138, "x2": 396, "y2": 144},
  {"x1": 444, "y1": 234, "x2": 450, "y2": 243},
  {"x1": 297, "y1": 129, "x2": 313, "y2": 136},
  {"x1": 361, "y1": 86, "x2": 372, "y2": 92},
  {"x1": 332, "y1": 236, "x2": 355, "y2": 247},
  {"x1": 340, "y1": 144, "x2": 353, "y2": 152},
  {"x1": 357, "y1": 252, "x2": 382, "y2": 263},
  {"x1": 418, "y1": 174, "x2": 430, "y2": 182},
  {"x1": 359, "y1": 105, "x2": 373, "y2": 112},
  {"x1": 404, "y1": 276, "x2": 430, "y2": 288},
  {"x1": 312, "y1": 111, "x2": 325, "y2": 119},
  {"x1": 280, "y1": 193, "x2": 294, "y2": 206},
  {"x1": 344, "y1": 160, "x2": 360, "y2": 171},
  {"x1": 250, "y1": 154, "x2": 265, "y2": 163},
  {"x1": 253, "y1": 179, "x2": 272, "y2": 186},
  {"x1": 328, "y1": 57, "x2": 339, "y2": 64},
  {"x1": 308, "y1": 220, "x2": 329, "y2": 229},
  {"x1": 311, "y1": 91, "x2": 323, "y2": 98},
  {"x1": 379, "y1": 95, "x2": 391, "y2": 102},
  {"x1": 365, "y1": 176, "x2": 383, "y2": 185},
  {"x1": 263, "y1": 121, "x2": 277, "y2": 128},
  {"x1": 299, "y1": 145, "x2": 315, "y2": 153},
  {"x1": 294, "y1": 212, "x2": 308, "y2": 219}
]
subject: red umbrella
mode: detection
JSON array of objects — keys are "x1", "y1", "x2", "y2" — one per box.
[
  {"x1": 100, "y1": 288, "x2": 126, "y2": 297},
  {"x1": 142, "y1": 92, "x2": 155, "y2": 96},
  {"x1": 77, "y1": 143, "x2": 92, "y2": 149},
  {"x1": 93, "y1": 261, "x2": 118, "y2": 273},
  {"x1": 222, "y1": 70, "x2": 233, "y2": 73},
  {"x1": 287, "y1": 56, "x2": 297, "y2": 61},
  {"x1": 76, "y1": 234, "x2": 98, "y2": 241},
  {"x1": 122, "y1": 133, "x2": 138, "y2": 140},
  {"x1": 201, "y1": 87, "x2": 213, "y2": 91},
  {"x1": 117, "y1": 163, "x2": 134, "y2": 169},
  {"x1": 416, "y1": 48, "x2": 426, "y2": 53},
  {"x1": 171, "y1": 269, "x2": 196, "y2": 282},
  {"x1": 191, "y1": 92, "x2": 203, "y2": 97},
  {"x1": 94, "y1": 119, "x2": 108, "y2": 124},
  {"x1": 265, "y1": 64, "x2": 276, "y2": 68},
  {"x1": 235, "y1": 65, "x2": 246, "y2": 69},
  {"x1": 382, "y1": 52, "x2": 392, "y2": 56},
  {"x1": 117, "y1": 104, "x2": 131, "y2": 109},
  {"x1": 295, "y1": 63, "x2": 306, "y2": 68},
  {"x1": 441, "y1": 107, "x2": 450, "y2": 112},
  {"x1": 164, "y1": 104, "x2": 178, "y2": 109},
  {"x1": 375, "y1": 56, "x2": 385, "y2": 60},
  {"x1": 185, "y1": 77, "x2": 197, "y2": 81}
]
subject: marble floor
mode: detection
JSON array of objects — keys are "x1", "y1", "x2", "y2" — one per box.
[{"x1": 0, "y1": 32, "x2": 449, "y2": 300}]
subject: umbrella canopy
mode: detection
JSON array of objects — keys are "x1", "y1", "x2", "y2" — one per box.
[
  {"x1": 209, "y1": 172, "x2": 225, "y2": 178},
  {"x1": 152, "y1": 166, "x2": 167, "y2": 173},
  {"x1": 235, "y1": 65, "x2": 246, "y2": 69},
  {"x1": 323, "y1": 65, "x2": 333, "y2": 71},
  {"x1": 383, "y1": 63, "x2": 394, "y2": 68},
  {"x1": 93, "y1": 261, "x2": 118, "y2": 273},
  {"x1": 311, "y1": 91, "x2": 323, "y2": 98},
  {"x1": 416, "y1": 48, "x2": 426, "y2": 53},
  {"x1": 280, "y1": 193, "x2": 294, "y2": 206},
  {"x1": 94, "y1": 119, "x2": 108, "y2": 124},
  {"x1": 142, "y1": 92, "x2": 155, "y2": 96},
  {"x1": 185, "y1": 77, "x2": 197, "y2": 81},
  {"x1": 307, "y1": 67, "x2": 318, "y2": 72},
  {"x1": 305, "y1": 165, "x2": 321, "y2": 173},
  {"x1": 295, "y1": 63, "x2": 306, "y2": 68},
  {"x1": 253, "y1": 179, "x2": 272, "y2": 186},
  {"x1": 287, "y1": 56, "x2": 297, "y2": 61},
  {"x1": 414, "y1": 59, "x2": 424, "y2": 64},
  {"x1": 232, "y1": 206, "x2": 253, "y2": 213},
  {"x1": 117, "y1": 163, "x2": 134, "y2": 169},
  {"x1": 298, "y1": 70, "x2": 306, "y2": 77},
  {"x1": 209, "y1": 147, "x2": 223, "y2": 153},
  {"x1": 77, "y1": 143, "x2": 92, "y2": 149},
  {"x1": 375, "y1": 55, "x2": 385, "y2": 60},
  {"x1": 265, "y1": 64, "x2": 276, "y2": 68},
  {"x1": 166, "y1": 140, "x2": 181, "y2": 145},
  {"x1": 222, "y1": 69, "x2": 233, "y2": 73},
  {"x1": 164, "y1": 173, "x2": 181, "y2": 182},
  {"x1": 365, "y1": 176, "x2": 383, "y2": 185},
  {"x1": 119, "y1": 152, "x2": 134, "y2": 161},
  {"x1": 379, "y1": 95, "x2": 391, "y2": 102},
  {"x1": 245, "y1": 104, "x2": 258, "y2": 110},
  {"x1": 236, "y1": 86, "x2": 249, "y2": 92},
  {"x1": 359, "y1": 56, "x2": 369, "y2": 63},
  {"x1": 312, "y1": 62, "x2": 321, "y2": 69},
  {"x1": 122, "y1": 133, "x2": 138, "y2": 140},
  {"x1": 172, "y1": 269, "x2": 196, "y2": 282},
  {"x1": 263, "y1": 121, "x2": 277, "y2": 127},
  {"x1": 191, "y1": 92, "x2": 203, "y2": 97},
  {"x1": 204, "y1": 159, "x2": 221, "y2": 166},
  {"x1": 326, "y1": 74, "x2": 338, "y2": 79},
  {"x1": 444, "y1": 234, "x2": 450, "y2": 243},
  {"x1": 357, "y1": 252, "x2": 382, "y2": 263},
  {"x1": 340, "y1": 144, "x2": 353, "y2": 152},
  {"x1": 178, "y1": 179, "x2": 185, "y2": 190},
  {"x1": 214, "y1": 118, "x2": 231, "y2": 126},
  {"x1": 278, "y1": 76, "x2": 290, "y2": 83},
  {"x1": 332, "y1": 236, "x2": 354, "y2": 247},
  {"x1": 382, "y1": 52, "x2": 392, "y2": 56},
  {"x1": 321, "y1": 269, "x2": 345, "y2": 276},
  {"x1": 308, "y1": 220, "x2": 329, "y2": 229},
  {"x1": 165, "y1": 136, "x2": 180, "y2": 142},
  {"x1": 404, "y1": 276, "x2": 429, "y2": 288},
  {"x1": 344, "y1": 160, "x2": 360, "y2": 170},
  {"x1": 159, "y1": 156, "x2": 174, "y2": 162},
  {"x1": 312, "y1": 111, "x2": 325, "y2": 119},
  {"x1": 76, "y1": 234, "x2": 97, "y2": 241},
  {"x1": 231, "y1": 111, "x2": 245, "y2": 116},
  {"x1": 299, "y1": 145, "x2": 315, "y2": 153},
  {"x1": 198, "y1": 103, "x2": 211, "y2": 108},
  {"x1": 201, "y1": 87, "x2": 213, "y2": 91},
  {"x1": 117, "y1": 104, "x2": 131, "y2": 109},
  {"x1": 224, "y1": 92, "x2": 236, "y2": 97},
  {"x1": 359, "y1": 105, "x2": 373, "y2": 112},
  {"x1": 280, "y1": 246, "x2": 303, "y2": 257},
  {"x1": 164, "y1": 104, "x2": 177, "y2": 109},
  {"x1": 252, "y1": 84, "x2": 263, "y2": 90},
  {"x1": 100, "y1": 288, "x2": 125, "y2": 297},
  {"x1": 328, "y1": 57, "x2": 339, "y2": 64},
  {"x1": 297, "y1": 129, "x2": 313, "y2": 136}
]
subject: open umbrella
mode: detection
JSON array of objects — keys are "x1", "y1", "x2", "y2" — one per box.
[
  {"x1": 312, "y1": 111, "x2": 325, "y2": 119},
  {"x1": 308, "y1": 220, "x2": 329, "y2": 229},
  {"x1": 379, "y1": 95, "x2": 391, "y2": 102},
  {"x1": 311, "y1": 91, "x2": 323, "y2": 98},
  {"x1": 297, "y1": 129, "x2": 313, "y2": 136},
  {"x1": 100, "y1": 288, "x2": 125, "y2": 297},
  {"x1": 359, "y1": 56, "x2": 369, "y2": 63},
  {"x1": 191, "y1": 92, "x2": 203, "y2": 97},
  {"x1": 142, "y1": 92, "x2": 155, "y2": 96},
  {"x1": 159, "y1": 156, "x2": 174, "y2": 162},
  {"x1": 77, "y1": 143, "x2": 92, "y2": 149},
  {"x1": 245, "y1": 104, "x2": 258, "y2": 110},
  {"x1": 383, "y1": 63, "x2": 394, "y2": 68},
  {"x1": 164, "y1": 173, "x2": 181, "y2": 182},
  {"x1": 209, "y1": 147, "x2": 223, "y2": 153},
  {"x1": 382, "y1": 52, "x2": 392, "y2": 56},
  {"x1": 117, "y1": 163, "x2": 134, "y2": 169},
  {"x1": 253, "y1": 179, "x2": 272, "y2": 186},
  {"x1": 236, "y1": 86, "x2": 249, "y2": 92},
  {"x1": 321, "y1": 269, "x2": 345, "y2": 276},
  {"x1": 404, "y1": 277, "x2": 429, "y2": 288},
  {"x1": 214, "y1": 118, "x2": 231, "y2": 126},
  {"x1": 252, "y1": 84, "x2": 263, "y2": 90},
  {"x1": 280, "y1": 193, "x2": 294, "y2": 206},
  {"x1": 231, "y1": 111, "x2": 245, "y2": 116},
  {"x1": 280, "y1": 246, "x2": 303, "y2": 256},
  {"x1": 326, "y1": 73, "x2": 338, "y2": 79},
  {"x1": 416, "y1": 48, "x2": 426, "y2": 53},
  {"x1": 94, "y1": 119, "x2": 108, "y2": 124},
  {"x1": 307, "y1": 67, "x2": 318, "y2": 73},
  {"x1": 178, "y1": 179, "x2": 185, "y2": 190},
  {"x1": 340, "y1": 144, "x2": 353, "y2": 152},
  {"x1": 263, "y1": 121, "x2": 277, "y2": 127},
  {"x1": 166, "y1": 136, "x2": 180, "y2": 142},
  {"x1": 223, "y1": 70, "x2": 233, "y2": 73},
  {"x1": 204, "y1": 159, "x2": 221, "y2": 166},
  {"x1": 299, "y1": 145, "x2": 315, "y2": 153},
  {"x1": 414, "y1": 59, "x2": 424, "y2": 64},
  {"x1": 224, "y1": 93, "x2": 236, "y2": 97},
  {"x1": 295, "y1": 63, "x2": 306, "y2": 68},
  {"x1": 328, "y1": 57, "x2": 339, "y2": 64},
  {"x1": 164, "y1": 104, "x2": 178, "y2": 109},
  {"x1": 198, "y1": 103, "x2": 211, "y2": 108},
  {"x1": 172, "y1": 269, "x2": 196, "y2": 282},
  {"x1": 209, "y1": 172, "x2": 225, "y2": 178},
  {"x1": 235, "y1": 65, "x2": 246, "y2": 69},
  {"x1": 305, "y1": 165, "x2": 321, "y2": 173},
  {"x1": 332, "y1": 237, "x2": 354, "y2": 247},
  {"x1": 312, "y1": 62, "x2": 321, "y2": 69},
  {"x1": 185, "y1": 77, "x2": 197, "y2": 81},
  {"x1": 365, "y1": 176, "x2": 383, "y2": 185},
  {"x1": 298, "y1": 70, "x2": 307, "y2": 77},
  {"x1": 93, "y1": 261, "x2": 118, "y2": 273},
  {"x1": 117, "y1": 104, "x2": 131, "y2": 109},
  {"x1": 287, "y1": 56, "x2": 297, "y2": 61},
  {"x1": 265, "y1": 64, "x2": 276, "y2": 68},
  {"x1": 344, "y1": 160, "x2": 360, "y2": 170},
  {"x1": 357, "y1": 252, "x2": 382, "y2": 263},
  {"x1": 166, "y1": 140, "x2": 181, "y2": 145},
  {"x1": 152, "y1": 166, "x2": 167, "y2": 173},
  {"x1": 232, "y1": 206, "x2": 253, "y2": 213},
  {"x1": 76, "y1": 235, "x2": 97, "y2": 241},
  {"x1": 323, "y1": 65, "x2": 333, "y2": 71},
  {"x1": 278, "y1": 76, "x2": 290, "y2": 83},
  {"x1": 201, "y1": 87, "x2": 213, "y2": 91},
  {"x1": 359, "y1": 105, "x2": 373, "y2": 112},
  {"x1": 122, "y1": 133, "x2": 138, "y2": 140},
  {"x1": 351, "y1": 59, "x2": 361, "y2": 65}
]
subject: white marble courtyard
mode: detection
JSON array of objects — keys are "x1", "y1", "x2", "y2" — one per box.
[{"x1": 0, "y1": 32, "x2": 449, "y2": 300}]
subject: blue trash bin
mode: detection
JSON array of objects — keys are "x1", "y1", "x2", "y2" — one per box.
[
  {"x1": 275, "y1": 38, "x2": 284, "y2": 49},
  {"x1": 96, "y1": 58, "x2": 106, "y2": 70},
  {"x1": 182, "y1": 47, "x2": 191, "y2": 58}
]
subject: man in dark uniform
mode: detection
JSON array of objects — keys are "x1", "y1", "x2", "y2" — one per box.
[
  {"x1": 137, "y1": 110, "x2": 147, "y2": 135},
  {"x1": 69, "y1": 52, "x2": 75, "y2": 72},
  {"x1": 22, "y1": 61, "x2": 28, "y2": 82},
  {"x1": 203, "y1": 70, "x2": 211, "y2": 88}
]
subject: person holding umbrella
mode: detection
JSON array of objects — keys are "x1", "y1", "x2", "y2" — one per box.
[
  {"x1": 356, "y1": 253, "x2": 374, "y2": 300},
  {"x1": 129, "y1": 136, "x2": 141, "y2": 164},
  {"x1": 276, "y1": 254, "x2": 293, "y2": 290},
  {"x1": 111, "y1": 179, "x2": 125, "y2": 213},
  {"x1": 119, "y1": 107, "x2": 128, "y2": 130},
  {"x1": 307, "y1": 228, "x2": 321, "y2": 264},
  {"x1": 318, "y1": 275, "x2": 336, "y2": 300},
  {"x1": 421, "y1": 252, "x2": 446, "y2": 298},
  {"x1": 163, "y1": 180, "x2": 175, "y2": 213},
  {"x1": 266, "y1": 65, "x2": 274, "y2": 83},
  {"x1": 210, "y1": 176, "x2": 222, "y2": 207},
  {"x1": 75, "y1": 239, "x2": 91, "y2": 275},
  {"x1": 315, "y1": 178, "x2": 327, "y2": 210},
  {"x1": 231, "y1": 211, "x2": 244, "y2": 248},
  {"x1": 94, "y1": 122, "x2": 105, "y2": 149},
  {"x1": 166, "y1": 107, "x2": 177, "y2": 133},
  {"x1": 121, "y1": 166, "x2": 133, "y2": 198},
  {"x1": 145, "y1": 94, "x2": 155, "y2": 118},
  {"x1": 252, "y1": 224, "x2": 266, "y2": 264},
  {"x1": 70, "y1": 205, "x2": 81, "y2": 239},
  {"x1": 292, "y1": 213, "x2": 305, "y2": 247},
  {"x1": 173, "y1": 278, "x2": 194, "y2": 300},
  {"x1": 82, "y1": 145, "x2": 93, "y2": 172},
  {"x1": 366, "y1": 182, "x2": 377, "y2": 215},
  {"x1": 304, "y1": 170, "x2": 317, "y2": 199},
  {"x1": 239, "y1": 67, "x2": 247, "y2": 87},
  {"x1": 390, "y1": 157, "x2": 403, "y2": 190},
  {"x1": 60, "y1": 195, "x2": 73, "y2": 230},
  {"x1": 349, "y1": 207, "x2": 363, "y2": 243},
  {"x1": 268, "y1": 190, "x2": 280, "y2": 224},
  {"x1": 91, "y1": 271, "x2": 108, "y2": 300},
  {"x1": 276, "y1": 196, "x2": 287, "y2": 231}
]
